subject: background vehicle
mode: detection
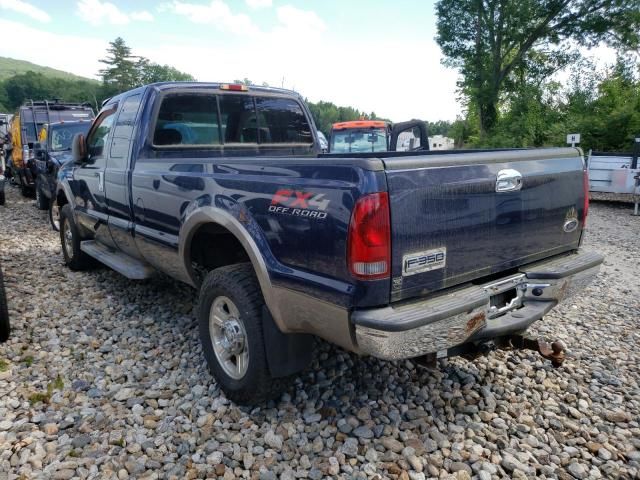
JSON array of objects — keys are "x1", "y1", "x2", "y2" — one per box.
[
  {"x1": 0, "y1": 114, "x2": 10, "y2": 205},
  {"x1": 317, "y1": 130, "x2": 328, "y2": 153},
  {"x1": 329, "y1": 119, "x2": 428, "y2": 153},
  {"x1": 0, "y1": 263, "x2": 9, "y2": 342},
  {"x1": 56, "y1": 82, "x2": 602, "y2": 403},
  {"x1": 9, "y1": 101, "x2": 94, "y2": 196},
  {"x1": 33, "y1": 120, "x2": 93, "y2": 229}
]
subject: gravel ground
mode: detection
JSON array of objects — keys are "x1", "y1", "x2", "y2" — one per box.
[{"x1": 0, "y1": 185, "x2": 639, "y2": 480}]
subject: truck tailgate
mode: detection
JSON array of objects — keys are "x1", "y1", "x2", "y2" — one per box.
[{"x1": 383, "y1": 148, "x2": 586, "y2": 302}]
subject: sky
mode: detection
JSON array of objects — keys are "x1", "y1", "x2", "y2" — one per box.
[
  {"x1": 0, "y1": 1, "x2": 621, "y2": 123},
  {"x1": 0, "y1": 0, "x2": 463, "y2": 122}
]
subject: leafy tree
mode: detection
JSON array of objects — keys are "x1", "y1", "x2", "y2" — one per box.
[
  {"x1": 137, "y1": 59, "x2": 195, "y2": 84},
  {"x1": 306, "y1": 100, "x2": 385, "y2": 137},
  {"x1": 99, "y1": 37, "x2": 139, "y2": 93},
  {"x1": 425, "y1": 120, "x2": 454, "y2": 136},
  {"x1": 436, "y1": 0, "x2": 640, "y2": 137},
  {"x1": 1, "y1": 72, "x2": 103, "y2": 110},
  {"x1": 99, "y1": 38, "x2": 195, "y2": 96}
]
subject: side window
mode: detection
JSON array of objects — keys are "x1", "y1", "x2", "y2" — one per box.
[
  {"x1": 153, "y1": 94, "x2": 220, "y2": 146},
  {"x1": 396, "y1": 127, "x2": 422, "y2": 152},
  {"x1": 110, "y1": 93, "x2": 142, "y2": 161},
  {"x1": 219, "y1": 95, "x2": 257, "y2": 143},
  {"x1": 87, "y1": 107, "x2": 117, "y2": 160},
  {"x1": 255, "y1": 97, "x2": 312, "y2": 144}
]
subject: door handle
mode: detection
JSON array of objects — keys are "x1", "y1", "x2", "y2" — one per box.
[
  {"x1": 95, "y1": 171, "x2": 104, "y2": 192},
  {"x1": 496, "y1": 169, "x2": 523, "y2": 192}
]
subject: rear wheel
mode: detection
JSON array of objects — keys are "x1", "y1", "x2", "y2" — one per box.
[
  {"x1": 49, "y1": 200, "x2": 60, "y2": 231},
  {"x1": 198, "y1": 264, "x2": 292, "y2": 404},
  {"x1": 0, "y1": 265, "x2": 9, "y2": 343},
  {"x1": 0, "y1": 189, "x2": 5, "y2": 206},
  {"x1": 35, "y1": 185, "x2": 49, "y2": 210},
  {"x1": 59, "y1": 205, "x2": 94, "y2": 271}
]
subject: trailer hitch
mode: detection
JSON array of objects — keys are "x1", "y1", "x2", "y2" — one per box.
[{"x1": 507, "y1": 334, "x2": 566, "y2": 367}]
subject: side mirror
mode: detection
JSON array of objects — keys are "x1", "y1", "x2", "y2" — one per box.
[{"x1": 72, "y1": 133, "x2": 87, "y2": 164}]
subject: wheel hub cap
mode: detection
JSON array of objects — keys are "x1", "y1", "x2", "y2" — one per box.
[
  {"x1": 209, "y1": 296, "x2": 249, "y2": 380},
  {"x1": 63, "y1": 222, "x2": 74, "y2": 258},
  {"x1": 52, "y1": 205, "x2": 60, "y2": 229}
]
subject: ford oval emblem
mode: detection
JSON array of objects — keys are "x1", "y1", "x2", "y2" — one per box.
[{"x1": 563, "y1": 218, "x2": 579, "y2": 233}]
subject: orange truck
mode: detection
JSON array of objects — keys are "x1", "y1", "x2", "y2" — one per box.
[{"x1": 328, "y1": 119, "x2": 428, "y2": 154}]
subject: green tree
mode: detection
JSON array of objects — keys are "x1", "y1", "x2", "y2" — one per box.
[
  {"x1": 436, "y1": 0, "x2": 640, "y2": 137},
  {"x1": 1, "y1": 72, "x2": 103, "y2": 110},
  {"x1": 99, "y1": 37, "x2": 139, "y2": 93},
  {"x1": 137, "y1": 58, "x2": 195, "y2": 84}
]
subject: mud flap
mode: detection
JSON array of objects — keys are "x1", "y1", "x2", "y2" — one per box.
[{"x1": 262, "y1": 306, "x2": 314, "y2": 378}]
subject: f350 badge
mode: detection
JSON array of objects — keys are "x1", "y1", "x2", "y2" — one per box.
[{"x1": 403, "y1": 247, "x2": 447, "y2": 276}]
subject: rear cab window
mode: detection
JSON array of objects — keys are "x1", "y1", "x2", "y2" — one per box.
[{"x1": 152, "y1": 90, "x2": 313, "y2": 149}]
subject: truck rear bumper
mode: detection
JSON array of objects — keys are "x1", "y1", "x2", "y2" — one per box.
[{"x1": 352, "y1": 250, "x2": 603, "y2": 360}]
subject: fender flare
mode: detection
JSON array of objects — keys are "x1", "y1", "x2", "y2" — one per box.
[
  {"x1": 179, "y1": 206, "x2": 287, "y2": 332},
  {"x1": 56, "y1": 180, "x2": 75, "y2": 209}
]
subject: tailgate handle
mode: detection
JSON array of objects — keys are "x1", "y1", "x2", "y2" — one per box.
[{"x1": 496, "y1": 169, "x2": 523, "y2": 192}]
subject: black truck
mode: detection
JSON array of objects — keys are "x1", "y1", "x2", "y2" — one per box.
[
  {"x1": 9, "y1": 101, "x2": 94, "y2": 196},
  {"x1": 55, "y1": 82, "x2": 603, "y2": 403},
  {"x1": 32, "y1": 120, "x2": 92, "y2": 230}
]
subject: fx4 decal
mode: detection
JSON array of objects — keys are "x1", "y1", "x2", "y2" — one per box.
[{"x1": 269, "y1": 189, "x2": 330, "y2": 219}]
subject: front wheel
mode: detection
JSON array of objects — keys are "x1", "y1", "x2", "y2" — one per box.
[
  {"x1": 0, "y1": 189, "x2": 5, "y2": 206},
  {"x1": 49, "y1": 200, "x2": 60, "y2": 231},
  {"x1": 59, "y1": 205, "x2": 94, "y2": 271},
  {"x1": 35, "y1": 184, "x2": 49, "y2": 210},
  {"x1": 20, "y1": 182, "x2": 31, "y2": 198},
  {"x1": 198, "y1": 264, "x2": 291, "y2": 404}
]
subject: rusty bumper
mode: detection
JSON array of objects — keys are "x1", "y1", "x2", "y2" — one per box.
[{"x1": 352, "y1": 250, "x2": 603, "y2": 360}]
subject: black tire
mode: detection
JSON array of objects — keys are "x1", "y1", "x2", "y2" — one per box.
[
  {"x1": 0, "y1": 189, "x2": 5, "y2": 206},
  {"x1": 49, "y1": 200, "x2": 61, "y2": 231},
  {"x1": 0, "y1": 265, "x2": 9, "y2": 343},
  {"x1": 20, "y1": 182, "x2": 31, "y2": 197},
  {"x1": 59, "y1": 204, "x2": 94, "y2": 271},
  {"x1": 35, "y1": 184, "x2": 49, "y2": 210},
  {"x1": 198, "y1": 264, "x2": 291, "y2": 404}
]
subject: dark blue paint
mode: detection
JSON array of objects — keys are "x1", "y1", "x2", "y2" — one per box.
[{"x1": 59, "y1": 82, "x2": 587, "y2": 318}]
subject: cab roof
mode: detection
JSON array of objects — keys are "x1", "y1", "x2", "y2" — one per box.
[
  {"x1": 332, "y1": 120, "x2": 389, "y2": 130},
  {"x1": 104, "y1": 82, "x2": 303, "y2": 108}
]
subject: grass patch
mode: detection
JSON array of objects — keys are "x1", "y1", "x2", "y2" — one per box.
[
  {"x1": 23, "y1": 356, "x2": 34, "y2": 367},
  {"x1": 48, "y1": 375, "x2": 64, "y2": 393},
  {"x1": 28, "y1": 392, "x2": 50, "y2": 405},
  {"x1": 68, "y1": 450, "x2": 80, "y2": 458},
  {"x1": 29, "y1": 374, "x2": 64, "y2": 405},
  {"x1": 0, "y1": 359, "x2": 8, "y2": 372}
]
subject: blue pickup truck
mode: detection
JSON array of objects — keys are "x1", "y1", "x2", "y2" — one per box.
[{"x1": 54, "y1": 82, "x2": 603, "y2": 403}]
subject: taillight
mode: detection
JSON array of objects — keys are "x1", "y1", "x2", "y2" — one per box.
[
  {"x1": 348, "y1": 192, "x2": 391, "y2": 280},
  {"x1": 582, "y1": 169, "x2": 589, "y2": 226}
]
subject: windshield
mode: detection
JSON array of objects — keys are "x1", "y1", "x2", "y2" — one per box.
[
  {"x1": 50, "y1": 123, "x2": 90, "y2": 151},
  {"x1": 330, "y1": 127, "x2": 388, "y2": 153}
]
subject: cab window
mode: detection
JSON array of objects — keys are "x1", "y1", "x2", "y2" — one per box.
[
  {"x1": 87, "y1": 107, "x2": 117, "y2": 159},
  {"x1": 218, "y1": 95, "x2": 257, "y2": 143},
  {"x1": 153, "y1": 94, "x2": 221, "y2": 146},
  {"x1": 256, "y1": 97, "x2": 312, "y2": 144}
]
